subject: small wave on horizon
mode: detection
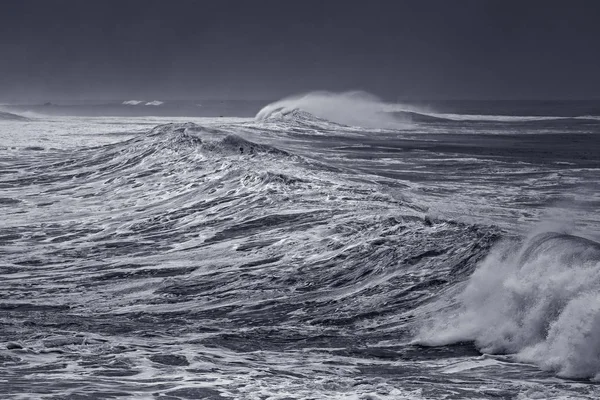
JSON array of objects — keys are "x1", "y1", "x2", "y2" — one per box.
[
  {"x1": 122, "y1": 100, "x2": 165, "y2": 106},
  {"x1": 0, "y1": 109, "x2": 30, "y2": 121},
  {"x1": 122, "y1": 100, "x2": 145, "y2": 105}
]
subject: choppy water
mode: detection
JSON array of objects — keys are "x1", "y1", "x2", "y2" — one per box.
[{"x1": 1, "y1": 98, "x2": 600, "y2": 399}]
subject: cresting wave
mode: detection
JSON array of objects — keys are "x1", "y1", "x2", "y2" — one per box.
[
  {"x1": 417, "y1": 230, "x2": 600, "y2": 380},
  {"x1": 256, "y1": 91, "x2": 600, "y2": 128},
  {"x1": 256, "y1": 91, "x2": 412, "y2": 129}
]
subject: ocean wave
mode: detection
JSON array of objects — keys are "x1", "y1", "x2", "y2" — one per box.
[
  {"x1": 390, "y1": 109, "x2": 600, "y2": 123},
  {"x1": 256, "y1": 92, "x2": 600, "y2": 129},
  {"x1": 257, "y1": 107, "x2": 333, "y2": 124},
  {"x1": 0, "y1": 117, "x2": 499, "y2": 396},
  {"x1": 256, "y1": 91, "x2": 411, "y2": 129},
  {"x1": 140, "y1": 123, "x2": 291, "y2": 157},
  {"x1": 3, "y1": 112, "x2": 598, "y2": 396},
  {"x1": 417, "y1": 230, "x2": 600, "y2": 380},
  {"x1": 0, "y1": 123, "x2": 294, "y2": 190},
  {"x1": 0, "y1": 110, "x2": 29, "y2": 121},
  {"x1": 254, "y1": 107, "x2": 353, "y2": 132},
  {"x1": 86, "y1": 123, "x2": 290, "y2": 174},
  {"x1": 121, "y1": 100, "x2": 165, "y2": 106}
]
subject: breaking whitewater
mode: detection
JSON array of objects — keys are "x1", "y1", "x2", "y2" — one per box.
[{"x1": 1, "y1": 92, "x2": 600, "y2": 399}]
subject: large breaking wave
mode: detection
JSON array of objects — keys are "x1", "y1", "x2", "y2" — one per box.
[
  {"x1": 256, "y1": 91, "x2": 412, "y2": 129},
  {"x1": 256, "y1": 92, "x2": 600, "y2": 129},
  {"x1": 417, "y1": 229, "x2": 600, "y2": 380}
]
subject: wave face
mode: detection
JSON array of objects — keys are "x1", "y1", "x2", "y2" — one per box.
[
  {"x1": 2, "y1": 101, "x2": 600, "y2": 399},
  {"x1": 256, "y1": 90, "x2": 411, "y2": 129},
  {"x1": 418, "y1": 231, "x2": 600, "y2": 379}
]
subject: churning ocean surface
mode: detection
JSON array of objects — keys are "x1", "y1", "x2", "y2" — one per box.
[{"x1": 1, "y1": 93, "x2": 600, "y2": 399}]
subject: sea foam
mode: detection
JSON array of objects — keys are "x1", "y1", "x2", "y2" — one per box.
[{"x1": 417, "y1": 230, "x2": 600, "y2": 380}]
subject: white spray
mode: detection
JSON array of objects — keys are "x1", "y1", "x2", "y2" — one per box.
[
  {"x1": 417, "y1": 229, "x2": 600, "y2": 380},
  {"x1": 255, "y1": 90, "x2": 413, "y2": 129}
]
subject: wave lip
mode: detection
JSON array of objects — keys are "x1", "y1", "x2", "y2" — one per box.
[{"x1": 417, "y1": 231, "x2": 600, "y2": 380}]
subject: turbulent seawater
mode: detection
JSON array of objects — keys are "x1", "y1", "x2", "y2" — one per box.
[{"x1": 1, "y1": 97, "x2": 600, "y2": 399}]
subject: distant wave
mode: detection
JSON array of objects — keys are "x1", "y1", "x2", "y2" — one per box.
[
  {"x1": 419, "y1": 113, "x2": 600, "y2": 123},
  {"x1": 386, "y1": 107, "x2": 600, "y2": 123},
  {"x1": 256, "y1": 91, "x2": 411, "y2": 129},
  {"x1": 433, "y1": 113, "x2": 562, "y2": 122},
  {"x1": 122, "y1": 100, "x2": 165, "y2": 106},
  {"x1": 417, "y1": 230, "x2": 600, "y2": 380},
  {"x1": 0, "y1": 110, "x2": 29, "y2": 121},
  {"x1": 256, "y1": 92, "x2": 600, "y2": 129}
]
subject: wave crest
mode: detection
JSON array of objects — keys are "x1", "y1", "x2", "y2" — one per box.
[
  {"x1": 132, "y1": 123, "x2": 289, "y2": 159},
  {"x1": 417, "y1": 231, "x2": 600, "y2": 380},
  {"x1": 256, "y1": 91, "x2": 410, "y2": 129}
]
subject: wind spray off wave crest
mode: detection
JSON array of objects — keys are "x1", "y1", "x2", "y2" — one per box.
[
  {"x1": 256, "y1": 91, "x2": 411, "y2": 129},
  {"x1": 417, "y1": 230, "x2": 600, "y2": 380}
]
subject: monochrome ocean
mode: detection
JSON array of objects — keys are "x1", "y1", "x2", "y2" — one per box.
[{"x1": 1, "y1": 92, "x2": 600, "y2": 399}]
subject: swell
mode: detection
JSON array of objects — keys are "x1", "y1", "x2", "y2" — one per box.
[
  {"x1": 0, "y1": 121, "x2": 498, "y2": 336},
  {"x1": 256, "y1": 92, "x2": 600, "y2": 129},
  {"x1": 393, "y1": 110, "x2": 600, "y2": 124}
]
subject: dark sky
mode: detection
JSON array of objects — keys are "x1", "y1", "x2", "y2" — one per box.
[{"x1": 1, "y1": 0, "x2": 600, "y2": 102}]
